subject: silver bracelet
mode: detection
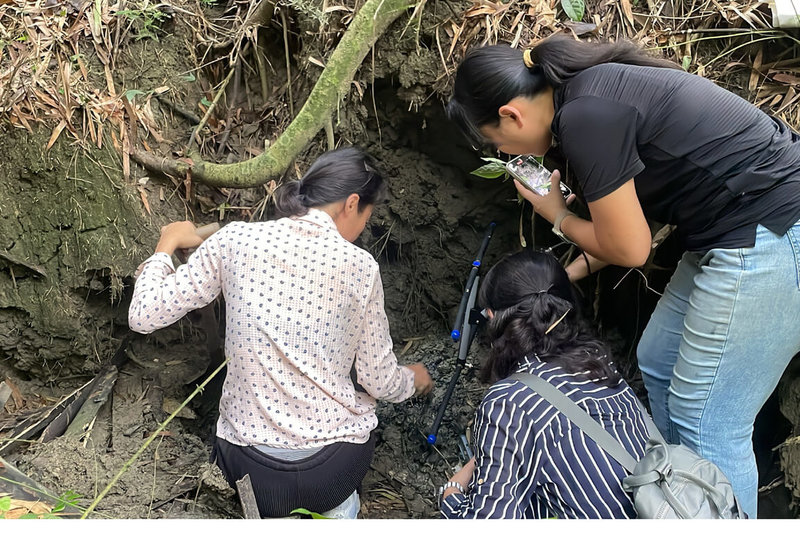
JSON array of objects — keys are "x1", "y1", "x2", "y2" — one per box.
[{"x1": 437, "y1": 481, "x2": 465, "y2": 508}]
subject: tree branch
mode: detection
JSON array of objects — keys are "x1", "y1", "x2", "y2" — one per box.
[{"x1": 133, "y1": 0, "x2": 414, "y2": 188}]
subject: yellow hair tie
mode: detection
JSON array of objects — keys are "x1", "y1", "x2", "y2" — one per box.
[{"x1": 523, "y1": 49, "x2": 535, "y2": 69}]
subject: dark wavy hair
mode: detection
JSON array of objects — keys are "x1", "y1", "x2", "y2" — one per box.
[
  {"x1": 447, "y1": 33, "x2": 679, "y2": 147},
  {"x1": 273, "y1": 147, "x2": 387, "y2": 218},
  {"x1": 478, "y1": 249, "x2": 619, "y2": 385}
]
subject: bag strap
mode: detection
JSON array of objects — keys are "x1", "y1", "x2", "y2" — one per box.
[{"x1": 512, "y1": 372, "x2": 639, "y2": 473}]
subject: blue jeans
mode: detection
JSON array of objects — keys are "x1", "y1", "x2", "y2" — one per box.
[{"x1": 637, "y1": 222, "x2": 800, "y2": 518}]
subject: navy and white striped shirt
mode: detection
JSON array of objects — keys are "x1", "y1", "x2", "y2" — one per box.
[{"x1": 441, "y1": 355, "x2": 650, "y2": 519}]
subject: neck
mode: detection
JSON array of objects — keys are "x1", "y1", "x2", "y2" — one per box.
[{"x1": 534, "y1": 85, "x2": 555, "y2": 130}]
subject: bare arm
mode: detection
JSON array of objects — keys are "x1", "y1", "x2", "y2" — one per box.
[
  {"x1": 565, "y1": 251, "x2": 609, "y2": 282},
  {"x1": 514, "y1": 172, "x2": 651, "y2": 267}
]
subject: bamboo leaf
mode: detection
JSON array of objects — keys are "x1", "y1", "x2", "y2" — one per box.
[{"x1": 561, "y1": 0, "x2": 584, "y2": 21}]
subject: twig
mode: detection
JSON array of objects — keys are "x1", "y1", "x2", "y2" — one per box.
[
  {"x1": 154, "y1": 95, "x2": 201, "y2": 125},
  {"x1": 280, "y1": 8, "x2": 294, "y2": 117},
  {"x1": 186, "y1": 69, "x2": 236, "y2": 153},
  {"x1": 147, "y1": 436, "x2": 164, "y2": 519},
  {"x1": 216, "y1": 50, "x2": 246, "y2": 158},
  {"x1": 80, "y1": 359, "x2": 229, "y2": 518},
  {"x1": 255, "y1": 30, "x2": 270, "y2": 102},
  {"x1": 324, "y1": 117, "x2": 335, "y2": 150}
]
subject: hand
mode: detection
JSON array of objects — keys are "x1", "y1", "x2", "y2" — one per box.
[
  {"x1": 565, "y1": 252, "x2": 609, "y2": 282},
  {"x1": 513, "y1": 169, "x2": 575, "y2": 224},
  {"x1": 444, "y1": 457, "x2": 476, "y2": 499},
  {"x1": 155, "y1": 221, "x2": 206, "y2": 255},
  {"x1": 407, "y1": 363, "x2": 433, "y2": 396}
]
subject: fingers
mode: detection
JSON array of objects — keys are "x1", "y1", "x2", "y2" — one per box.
[
  {"x1": 409, "y1": 363, "x2": 434, "y2": 396},
  {"x1": 513, "y1": 179, "x2": 539, "y2": 204},
  {"x1": 156, "y1": 221, "x2": 205, "y2": 254}
]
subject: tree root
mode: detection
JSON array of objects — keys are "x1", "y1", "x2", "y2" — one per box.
[{"x1": 132, "y1": 0, "x2": 414, "y2": 189}]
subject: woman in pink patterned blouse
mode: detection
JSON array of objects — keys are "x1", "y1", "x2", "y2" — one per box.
[{"x1": 129, "y1": 147, "x2": 433, "y2": 518}]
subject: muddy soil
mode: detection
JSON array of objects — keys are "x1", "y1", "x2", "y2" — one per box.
[{"x1": 1, "y1": 331, "x2": 488, "y2": 519}]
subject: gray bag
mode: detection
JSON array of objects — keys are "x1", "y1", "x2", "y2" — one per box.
[{"x1": 513, "y1": 372, "x2": 744, "y2": 519}]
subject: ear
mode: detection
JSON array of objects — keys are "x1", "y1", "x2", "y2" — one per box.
[
  {"x1": 343, "y1": 193, "x2": 361, "y2": 214},
  {"x1": 498, "y1": 104, "x2": 524, "y2": 128}
]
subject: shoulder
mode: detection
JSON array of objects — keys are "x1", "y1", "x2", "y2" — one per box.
[
  {"x1": 479, "y1": 363, "x2": 630, "y2": 425},
  {"x1": 348, "y1": 243, "x2": 379, "y2": 267},
  {"x1": 557, "y1": 95, "x2": 639, "y2": 129}
]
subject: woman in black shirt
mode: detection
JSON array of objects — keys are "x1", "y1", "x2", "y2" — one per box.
[{"x1": 446, "y1": 34, "x2": 800, "y2": 518}]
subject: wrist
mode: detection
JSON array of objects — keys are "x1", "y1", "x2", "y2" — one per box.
[
  {"x1": 552, "y1": 210, "x2": 577, "y2": 243},
  {"x1": 443, "y1": 486, "x2": 462, "y2": 499},
  {"x1": 155, "y1": 238, "x2": 178, "y2": 255},
  {"x1": 437, "y1": 481, "x2": 466, "y2": 508}
]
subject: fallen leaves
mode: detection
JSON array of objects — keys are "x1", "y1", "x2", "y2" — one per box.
[{"x1": 0, "y1": 494, "x2": 54, "y2": 519}]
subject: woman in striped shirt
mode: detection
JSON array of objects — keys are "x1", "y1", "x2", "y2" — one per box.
[{"x1": 439, "y1": 250, "x2": 650, "y2": 518}]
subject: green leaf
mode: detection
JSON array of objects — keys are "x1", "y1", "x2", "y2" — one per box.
[
  {"x1": 0, "y1": 496, "x2": 11, "y2": 512},
  {"x1": 470, "y1": 159, "x2": 507, "y2": 179},
  {"x1": 62, "y1": 490, "x2": 81, "y2": 504},
  {"x1": 561, "y1": 0, "x2": 585, "y2": 21},
  {"x1": 124, "y1": 89, "x2": 146, "y2": 102},
  {"x1": 681, "y1": 55, "x2": 691, "y2": 71},
  {"x1": 18, "y1": 513, "x2": 39, "y2": 519},
  {"x1": 290, "y1": 508, "x2": 331, "y2": 519},
  {"x1": 181, "y1": 72, "x2": 196, "y2": 82},
  {"x1": 200, "y1": 97, "x2": 213, "y2": 107}
]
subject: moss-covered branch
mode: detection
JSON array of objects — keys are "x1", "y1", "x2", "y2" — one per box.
[{"x1": 133, "y1": 0, "x2": 414, "y2": 188}]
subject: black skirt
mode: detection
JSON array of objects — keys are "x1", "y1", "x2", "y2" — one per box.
[{"x1": 212, "y1": 435, "x2": 375, "y2": 518}]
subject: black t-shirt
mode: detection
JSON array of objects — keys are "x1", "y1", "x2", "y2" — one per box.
[{"x1": 552, "y1": 63, "x2": 800, "y2": 251}]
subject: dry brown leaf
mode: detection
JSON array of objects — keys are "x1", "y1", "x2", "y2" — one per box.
[
  {"x1": 749, "y1": 47, "x2": 763, "y2": 93},
  {"x1": 620, "y1": 0, "x2": 635, "y2": 27},
  {"x1": 45, "y1": 119, "x2": 67, "y2": 150},
  {"x1": 4, "y1": 500, "x2": 52, "y2": 519},
  {"x1": 308, "y1": 56, "x2": 326, "y2": 68},
  {"x1": 3, "y1": 378, "x2": 23, "y2": 409},
  {"x1": 121, "y1": 122, "x2": 130, "y2": 181},
  {"x1": 138, "y1": 186, "x2": 151, "y2": 215},
  {"x1": 773, "y1": 73, "x2": 800, "y2": 86}
]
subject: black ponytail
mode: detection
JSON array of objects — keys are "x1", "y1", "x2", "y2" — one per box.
[
  {"x1": 478, "y1": 249, "x2": 618, "y2": 385},
  {"x1": 273, "y1": 147, "x2": 387, "y2": 219},
  {"x1": 447, "y1": 33, "x2": 679, "y2": 147}
]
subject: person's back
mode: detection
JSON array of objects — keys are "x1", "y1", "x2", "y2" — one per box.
[
  {"x1": 554, "y1": 62, "x2": 800, "y2": 250},
  {"x1": 438, "y1": 250, "x2": 648, "y2": 519},
  {"x1": 196, "y1": 213, "x2": 414, "y2": 448},
  {"x1": 129, "y1": 147, "x2": 433, "y2": 518},
  {"x1": 475, "y1": 355, "x2": 648, "y2": 518}
]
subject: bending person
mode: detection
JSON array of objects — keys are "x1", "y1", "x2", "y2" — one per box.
[
  {"x1": 128, "y1": 147, "x2": 433, "y2": 518},
  {"x1": 446, "y1": 35, "x2": 800, "y2": 517},
  {"x1": 438, "y1": 250, "x2": 650, "y2": 518}
]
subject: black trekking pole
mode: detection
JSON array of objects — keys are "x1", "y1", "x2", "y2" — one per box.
[{"x1": 427, "y1": 222, "x2": 495, "y2": 446}]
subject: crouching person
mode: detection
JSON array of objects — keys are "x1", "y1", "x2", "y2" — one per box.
[
  {"x1": 129, "y1": 147, "x2": 433, "y2": 518},
  {"x1": 438, "y1": 250, "x2": 649, "y2": 518}
]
